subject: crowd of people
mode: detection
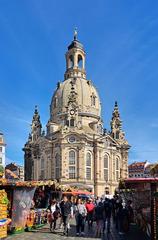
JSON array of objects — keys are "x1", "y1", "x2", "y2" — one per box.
[{"x1": 46, "y1": 195, "x2": 134, "y2": 237}]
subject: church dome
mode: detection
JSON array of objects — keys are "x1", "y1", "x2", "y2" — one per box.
[
  {"x1": 50, "y1": 78, "x2": 101, "y2": 123},
  {"x1": 49, "y1": 31, "x2": 102, "y2": 130}
]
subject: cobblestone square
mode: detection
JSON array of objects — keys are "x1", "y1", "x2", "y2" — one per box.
[{"x1": 6, "y1": 219, "x2": 149, "y2": 240}]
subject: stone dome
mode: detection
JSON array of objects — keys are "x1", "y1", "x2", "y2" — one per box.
[
  {"x1": 50, "y1": 78, "x2": 101, "y2": 124},
  {"x1": 49, "y1": 32, "x2": 102, "y2": 128}
]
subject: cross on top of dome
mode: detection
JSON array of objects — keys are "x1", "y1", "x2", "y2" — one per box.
[
  {"x1": 68, "y1": 29, "x2": 84, "y2": 51},
  {"x1": 74, "y1": 27, "x2": 78, "y2": 40}
]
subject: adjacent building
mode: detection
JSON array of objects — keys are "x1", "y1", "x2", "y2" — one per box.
[
  {"x1": 5, "y1": 168, "x2": 19, "y2": 181},
  {"x1": 0, "y1": 132, "x2": 6, "y2": 168},
  {"x1": 5, "y1": 163, "x2": 24, "y2": 181},
  {"x1": 23, "y1": 32, "x2": 130, "y2": 195},
  {"x1": 128, "y1": 161, "x2": 153, "y2": 178}
]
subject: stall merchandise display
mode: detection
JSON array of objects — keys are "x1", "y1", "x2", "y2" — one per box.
[
  {"x1": 121, "y1": 178, "x2": 158, "y2": 239},
  {"x1": 0, "y1": 190, "x2": 11, "y2": 239},
  {"x1": 26, "y1": 209, "x2": 48, "y2": 231},
  {"x1": 0, "y1": 166, "x2": 4, "y2": 178}
]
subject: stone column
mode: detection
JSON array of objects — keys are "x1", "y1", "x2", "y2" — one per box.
[
  {"x1": 78, "y1": 147, "x2": 85, "y2": 181},
  {"x1": 74, "y1": 52, "x2": 78, "y2": 68}
]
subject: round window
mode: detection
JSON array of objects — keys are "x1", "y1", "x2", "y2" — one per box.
[{"x1": 69, "y1": 136, "x2": 76, "y2": 143}]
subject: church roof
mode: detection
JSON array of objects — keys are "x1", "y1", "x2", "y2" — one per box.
[
  {"x1": 68, "y1": 39, "x2": 84, "y2": 51},
  {"x1": 51, "y1": 78, "x2": 101, "y2": 123}
]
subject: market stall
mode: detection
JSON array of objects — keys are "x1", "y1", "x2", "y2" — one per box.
[
  {"x1": 0, "y1": 179, "x2": 70, "y2": 233},
  {"x1": 119, "y1": 178, "x2": 158, "y2": 240},
  {"x1": 0, "y1": 178, "x2": 93, "y2": 235}
]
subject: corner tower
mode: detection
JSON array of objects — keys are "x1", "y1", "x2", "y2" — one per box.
[{"x1": 110, "y1": 101, "x2": 126, "y2": 143}]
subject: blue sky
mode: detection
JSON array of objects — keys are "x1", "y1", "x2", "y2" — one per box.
[{"x1": 0, "y1": 0, "x2": 158, "y2": 166}]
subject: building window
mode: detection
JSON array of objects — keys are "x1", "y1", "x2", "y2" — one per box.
[
  {"x1": 104, "y1": 155, "x2": 109, "y2": 181},
  {"x1": 78, "y1": 54, "x2": 83, "y2": 68},
  {"x1": 0, "y1": 157, "x2": 2, "y2": 164},
  {"x1": 41, "y1": 170, "x2": 44, "y2": 179},
  {"x1": 86, "y1": 152, "x2": 91, "y2": 180},
  {"x1": 70, "y1": 119, "x2": 75, "y2": 127},
  {"x1": 55, "y1": 153, "x2": 60, "y2": 179},
  {"x1": 54, "y1": 97, "x2": 58, "y2": 108},
  {"x1": 91, "y1": 95, "x2": 96, "y2": 106},
  {"x1": 116, "y1": 157, "x2": 119, "y2": 181},
  {"x1": 69, "y1": 150, "x2": 75, "y2": 165},
  {"x1": 86, "y1": 168, "x2": 91, "y2": 180},
  {"x1": 116, "y1": 131, "x2": 119, "y2": 139},
  {"x1": 69, "y1": 150, "x2": 76, "y2": 179},
  {"x1": 68, "y1": 136, "x2": 76, "y2": 143},
  {"x1": 69, "y1": 55, "x2": 74, "y2": 68},
  {"x1": 66, "y1": 120, "x2": 69, "y2": 126},
  {"x1": 69, "y1": 166, "x2": 76, "y2": 179},
  {"x1": 0, "y1": 147, "x2": 2, "y2": 152}
]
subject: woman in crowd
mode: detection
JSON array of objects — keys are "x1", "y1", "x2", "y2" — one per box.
[
  {"x1": 75, "y1": 198, "x2": 87, "y2": 236},
  {"x1": 47, "y1": 199, "x2": 60, "y2": 232},
  {"x1": 85, "y1": 199, "x2": 95, "y2": 229}
]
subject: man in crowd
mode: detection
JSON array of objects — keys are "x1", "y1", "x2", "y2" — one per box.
[
  {"x1": 103, "y1": 198, "x2": 112, "y2": 234},
  {"x1": 60, "y1": 195, "x2": 73, "y2": 236}
]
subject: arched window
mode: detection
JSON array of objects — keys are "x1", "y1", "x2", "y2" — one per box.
[
  {"x1": 69, "y1": 150, "x2": 76, "y2": 179},
  {"x1": 54, "y1": 97, "x2": 58, "y2": 108},
  {"x1": 55, "y1": 153, "x2": 60, "y2": 179},
  {"x1": 69, "y1": 150, "x2": 75, "y2": 165},
  {"x1": 91, "y1": 94, "x2": 96, "y2": 106},
  {"x1": 116, "y1": 157, "x2": 119, "y2": 181},
  {"x1": 86, "y1": 152, "x2": 92, "y2": 180},
  {"x1": 69, "y1": 55, "x2": 74, "y2": 68},
  {"x1": 116, "y1": 131, "x2": 119, "y2": 139},
  {"x1": 70, "y1": 119, "x2": 75, "y2": 127},
  {"x1": 78, "y1": 54, "x2": 83, "y2": 68},
  {"x1": 66, "y1": 120, "x2": 69, "y2": 126},
  {"x1": 104, "y1": 155, "x2": 109, "y2": 181}
]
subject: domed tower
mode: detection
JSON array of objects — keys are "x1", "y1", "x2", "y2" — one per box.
[
  {"x1": 64, "y1": 29, "x2": 86, "y2": 80},
  {"x1": 47, "y1": 30, "x2": 103, "y2": 136}
]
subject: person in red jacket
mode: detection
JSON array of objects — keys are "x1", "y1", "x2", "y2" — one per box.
[{"x1": 85, "y1": 199, "x2": 95, "y2": 229}]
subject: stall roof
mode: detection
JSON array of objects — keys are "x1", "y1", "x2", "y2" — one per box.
[
  {"x1": 63, "y1": 191, "x2": 94, "y2": 196},
  {"x1": 0, "y1": 179, "x2": 59, "y2": 188},
  {"x1": 125, "y1": 178, "x2": 158, "y2": 183},
  {"x1": 0, "y1": 179, "x2": 81, "y2": 192}
]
